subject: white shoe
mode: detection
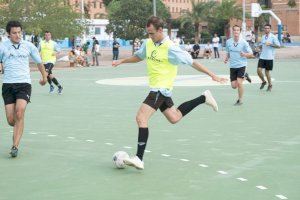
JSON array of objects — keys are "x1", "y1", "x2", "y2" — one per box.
[
  {"x1": 123, "y1": 156, "x2": 144, "y2": 170},
  {"x1": 202, "y1": 90, "x2": 218, "y2": 112}
]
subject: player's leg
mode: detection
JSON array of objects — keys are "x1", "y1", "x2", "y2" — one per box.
[
  {"x1": 265, "y1": 60, "x2": 273, "y2": 91},
  {"x1": 257, "y1": 59, "x2": 267, "y2": 89}
]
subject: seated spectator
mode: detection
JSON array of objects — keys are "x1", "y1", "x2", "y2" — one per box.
[
  {"x1": 191, "y1": 42, "x2": 200, "y2": 59},
  {"x1": 133, "y1": 38, "x2": 141, "y2": 52},
  {"x1": 68, "y1": 50, "x2": 76, "y2": 67},
  {"x1": 203, "y1": 41, "x2": 213, "y2": 59},
  {"x1": 185, "y1": 42, "x2": 193, "y2": 53}
]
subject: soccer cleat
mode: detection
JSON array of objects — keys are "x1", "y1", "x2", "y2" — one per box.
[
  {"x1": 123, "y1": 156, "x2": 144, "y2": 170},
  {"x1": 10, "y1": 146, "x2": 18, "y2": 158},
  {"x1": 267, "y1": 85, "x2": 272, "y2": 92},
  {"x1": 202, "y1": 90, "x2": 218, "y2": 112},
  {"x1": 245, "y1": 73, "x2": 252, "y2": 83},
  {"x1": 58, "y1": 87, "x2": 63, "y2": 95},
  {"x1": 260, "y1": 81, "x2": 267, "y2": 90},
  {"x1": 234, "y1": 99, "x2": 243, "y2": 106},
  {"x1": 49, "y1": 85, "x2": 55, "y2": 93}
]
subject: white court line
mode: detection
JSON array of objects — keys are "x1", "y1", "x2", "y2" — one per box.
[
  {"x1": 10, "y1": 130, "x2": 13, "y2": 133},
  {"x1": 29, "y1": 132, "x2": 38, "y2": 135},
  {"x1": 123, "y1": 146, "x2": 132, "y2": 149},
  {"x1": 105, "y1": 143, "x2": 113, "y2": 145},
  {"x1": 47, "y1": 134, "x2": 57, "y2": 137},
  {"x1": 199, "y1": 164, "x2": 208, "y2": 168},
  {"x1": 161, "y1": 154, "x2": 171, "y2": 157},
  {"x1": 256, "y1": 186, "x2": 267, "y2": 190},
  {"x1": 217, "y1": 171, "x2": 228, "y2": 175},
  {"x1": 180, "y1": 159, "x2": 189, "y2": 162},
  {"x1": 86, "y1": 140, "x2": 95, "y2": 143},
  {"x1": 68, "y1": 137, "x2": 75, "y2": 139},
  {"x1": 275, "y1": 195, "x2": 288, "y2": 199},
  {"x1": 237, "y1": 178, "x2": 248, "y2": 182},
  {"x1": 145, "y1": 150, "x2": 151, "y2": 153}
]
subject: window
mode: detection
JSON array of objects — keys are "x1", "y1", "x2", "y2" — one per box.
[
  {"x1": 94, "y1": 1, "x2": 97, "y2": 8},
  {"x1": 95, "y1": 27, "x2": 101, "y2": 35},
  {"x1": 100, "y1": 2, "x2": 102, "y2": 8}
]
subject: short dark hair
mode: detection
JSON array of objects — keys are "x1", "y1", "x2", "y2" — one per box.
[
  {"x1": 232, "y1": 25, "x2": 241, "y2": 31},
  {"x1": 264, "y1": 24, "x2": 272, "y2": 28},
  {"x1": 45, "y1": 31, "x2": 51, "y2": 34},
  {"x1": 146, "y1": 16, "x2": 164, "y2": 30},
  {"x1": 6, "y1": 20, "x2": 22, "y2": 33}
]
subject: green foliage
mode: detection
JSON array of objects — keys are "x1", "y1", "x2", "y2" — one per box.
[
  {"x1": 105, "y1": 0, "x2": 170, "y2": 40},
  {"x1": 0, "y1": 0, "x2": 84, "y2": 39},
  {"x1": 287, "y1": 0, "x2": 296, "y2": 8}
]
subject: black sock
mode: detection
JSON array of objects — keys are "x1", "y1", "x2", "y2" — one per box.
[
  {"x1": 136, "y1": 127, "x2": 149, "y2": 161},
  {"x1": 52, "y1": 77, "x2": 61, "y2": 88},
  {"x1": 47, "y1": 76, "x2": 52, "y2": 85},
  {"x1": 177, "y1": 95, "x2": 206, "y2": 116}
]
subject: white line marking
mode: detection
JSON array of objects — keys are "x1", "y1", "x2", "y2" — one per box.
[
  {"x1": 105, "y1": 143, "x2": 113, "y2": 145},
  {"x1": 256, "y1": 186, "x2": 267, "y2": 190},
  {"x1": 86, "y1": 140, "x2": 95, "y2": 142},
  {"x1": 68, "y1": 137, "x2": 75, "y2": 139},
  {"x1": 47, "y1": 134, "x2": 57, "y2": 137},
  {"x1": 29, "y1": 132, "x2": 38, "y2": 135},
  {"x1": 9, "y1": 130, "x2": 13, "y2": 133},
  {"x1": 145, "y1": 150, "x2": 151, "y2": 153},
  {"x1": 217, "y1": 171, "x2": 228, "y2": 175},
  {"x1": 161, "y1": 154, "x2": 171, "y2": 157},
  {"x1": 199, "y1": 164, "x2": 208, "y2": 168},
  {"x1": 123, "y1": 146, "x2": 132, "y2": 149},
  {"x1": 275, "y1": 195, "x2": 288, "y2": 199},
  {"x1": 180, "y1": 159, "x2": 189, "y2": 162},
  {"x1": 237, "y1": 177, "x2": 248, "y2": 182}
]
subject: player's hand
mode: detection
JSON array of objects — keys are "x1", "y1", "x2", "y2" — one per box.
[
  {"x1": 212, "y1": 74, "x2": 227, "y2": 84},
  {"x1": 265, "y1": 42, "x2": 271, "y2": 46},
  {"x1": 240, "y1": 52, "x2": 247, "y2": 57},
  {"x1": 112, "y1": 60, "x2": 121, "y2": 67},
  {"x1": 39, "y1": 78, "x2": 47, "y2": 86}
]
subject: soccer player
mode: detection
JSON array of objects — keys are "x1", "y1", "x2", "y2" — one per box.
[
  {"x1": 0, "y1": 21, "x2": 47, "y2": 157},
  {"x1": 112, "y1": 16, "x2": 227, "y2": 170},
  {"x1": 39, "y1": 31, "x2": 63, "y2": 94},
  {"x1": 224, "y1": 25, "x2": 253, "y2": 106},
  {"x1": 257, "y1": 24, "x2": 280, "y2": 91}
]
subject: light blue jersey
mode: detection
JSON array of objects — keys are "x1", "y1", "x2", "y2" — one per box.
[
  {"x1": 259, "y1": 33, "x2": 280, "y2": 60},
  {"x1": 134, "y1": 37, "x2": 193, "y2": 97},
  {"x1": 226, "y1": 38, "x2": 252, "y2": 68},
  {"x1": 0, "y1": 39, "x2": 42, "y2": 84}
]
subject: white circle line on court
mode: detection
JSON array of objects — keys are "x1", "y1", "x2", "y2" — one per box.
[
  {"x1": 26, "y1": 134, "x2": 288, "y2": 199},
  {"x1": 256, "y1": 185, "x2": 268, "y2": 190},
  {"x1": 96, "y1": 75, "x2": 275, "y2": 87},
  {"x1": 275, "y1": 194, "x2": 288, "y2": 199}
]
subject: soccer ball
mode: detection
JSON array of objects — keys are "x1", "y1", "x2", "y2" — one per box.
[{"x1": 112, "y1": 151, "x2": 129, "y2": 169}]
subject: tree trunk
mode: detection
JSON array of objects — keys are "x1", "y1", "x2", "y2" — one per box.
[{"x1": 194, "y1": 22, "x2": 200, "y2": 43}]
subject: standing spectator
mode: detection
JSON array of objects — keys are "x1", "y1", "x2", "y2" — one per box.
[
  {"x1": 133, "y1": 38, "x2": 141, "y2": 52},
  {"x1": 92, "y1": 37, "x2": 100, "y2": 66},
  {"x1": 112, "y1": 38, "x2": 120, "y2": 60},
  {"x1": 212, "y1": 33, "x2": 220, "y2": 58}
]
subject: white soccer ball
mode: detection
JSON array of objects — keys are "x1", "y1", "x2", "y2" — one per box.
[{"x1": 112, "y1": 151, "x2": 129, "y2": 169}]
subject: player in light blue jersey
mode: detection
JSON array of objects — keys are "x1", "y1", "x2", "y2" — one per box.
[
  {"x1": 224, "y1": 25, "x2": 254, "y2": 105},
  {"x1": 257, "y1": 24, "x2": 280, "y2": 91},
  {"x1": 0, "y1": 21, "x2": 47, "y2": 157}
]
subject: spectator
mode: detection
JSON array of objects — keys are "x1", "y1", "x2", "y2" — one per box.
[
  {"x1": 212, "y1": 33, "x2": 220, "y2": 58},
  {"x1": 112, "y1": 38, "x2": 120, "y2": 60},
  {"x1": 191, "y1": 42, "x2": 200, "y2": 59},
  {"x1": 133, "y1": 38, "x2": 141, "y2": 52},
  {"x1": 203, "y1": 41, "x2": 213, "y2": 59},
  {"x1": 92, "y1": 37, "x2": 100, "y2": 66}
]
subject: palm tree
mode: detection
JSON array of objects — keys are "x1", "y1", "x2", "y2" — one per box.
[
  {"x1": 180, "y1": 0, "x2": 216, "y2": 43},
  {"x1": 215, "y1": 0, "x2": 243, "y2": 38}
]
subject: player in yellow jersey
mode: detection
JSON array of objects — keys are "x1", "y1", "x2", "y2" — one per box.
[
  {"x1": 39, "y1": 31, "x2": 63, "y2": 94},
  {"x1": 112, "y1": 16, "x2": 227, "y2": 170}
]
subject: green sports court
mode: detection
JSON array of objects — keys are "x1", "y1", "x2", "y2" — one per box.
[{"x1": 0, "y1": 58, "x2": 299, "y2": 200}]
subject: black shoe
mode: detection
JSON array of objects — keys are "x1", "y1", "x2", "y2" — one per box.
[
  {"x1": 267, "y1": 85, "x2": 272, "y2": 92},
  {"x1": 245, "y1": 73, "x2": 251, "y2": 83},
  {"x1": 234, "y1": 100, "x2": 243, "y2": 106},
  {"x1": 10, "y1": 146, "x2": 18, "y2": 158},
  {"x1": 260, "y1": 81, "x2": 267, "y2": 90}
]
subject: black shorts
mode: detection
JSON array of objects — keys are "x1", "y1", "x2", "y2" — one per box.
[
  {"x1": 230, "y1": 67, "x2": 246, "y2": 82},
  {"x1": 143, "y1": 91, "x2": 174, "y2": 112},
  {"x1": 2, "y1": 83, "x2": 32, "y2": 105},
  {"x1": 44, "y1": 63, "x2": 54, "y2": 75},
  {"x1": 258, "y1": 59, "x2": 273, "y2": 70}
]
